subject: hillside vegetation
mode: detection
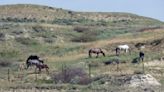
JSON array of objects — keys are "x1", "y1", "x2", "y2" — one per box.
[{"x1": 0, "y1": 4, "x2": 164, "y2": 92}]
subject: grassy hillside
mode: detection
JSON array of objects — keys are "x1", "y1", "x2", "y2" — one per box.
[
  {"x1": 0, "y1": 4, "x2": 164, "y2": 92},
  {"x1": 0, "y1": 4, "x2": 163, "y2": 26}
]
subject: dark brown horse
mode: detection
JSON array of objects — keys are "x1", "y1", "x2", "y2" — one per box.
[
  {"x1": 89, "y1": 48, "x2": 105, "y2": 58},
  {"x1": 35, "y1": 63, "x2": 49, "y2": 74}
]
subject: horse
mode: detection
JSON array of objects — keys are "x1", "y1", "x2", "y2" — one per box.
[
  {"x1": 35, "y1": 63, "x2": 49, "y2": 74},
  {"x1": 131, "y1": 51, "x2": 145, "y2": 64},
  {"x1": 139, "y1": 51, "x2": 144, "y2": 62},
  {"x1": 89, "y1": 48, "x2": 105, "y2": 58},
  {"x1": 26, "y1": 55, "x2": 44, "y2": 69},
  {"x1": 116, "y1": 45, "x2": 130, "y2": 56}
]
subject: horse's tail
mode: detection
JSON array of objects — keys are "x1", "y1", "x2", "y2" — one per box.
[
  {"x1": 26, "y1": 58, "x2": 30, "y2": 69},
  {"x1": 45, "y1": 64, "x2": 49, "y2": 69},
  {"x1": 89, "y1": 49, "x2": 92, "y2": 57}
]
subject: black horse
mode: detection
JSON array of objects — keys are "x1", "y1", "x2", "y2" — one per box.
[
  {"x1": 26, "y1": 55, "x2": 44, "y2": 69},
  {"x1": 139, "y1": 51, "x2": 145, "y2": 62},
  {"x1": 89, "y1": 48, "x2": 105, "y2": 58},
  {"x1": 132, "y1": 51, "x2": 145, "y2": 64}
]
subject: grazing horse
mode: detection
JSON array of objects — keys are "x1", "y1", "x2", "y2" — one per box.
[
  {"x1": 26, "y1": 55, "x2": 44, "y2": 69},
  {"x1": 89, "y1": 48, "x2": 105, "y2": 58},
  {"x1": 116, "y1": 45, "x2": 130, "y2": 56},
  {"x1": 139, "y1": 51, "x2": 145, "y2": 62},
  {"x1": 35, "y1": 63, "x2": 49, "y2": 74}
]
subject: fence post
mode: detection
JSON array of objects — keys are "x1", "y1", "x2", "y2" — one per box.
[
  {"x1": 8, "y1": 69, "x2": 10, "y2": 82},
  {"x1": 88, "y1": 64, "x2": 91, "y2": 79},
  {"x1": 62, "y1": 64, "x2": 67, "y2": 82},
  {"x1": 35, "y1": 69, "x2": 38, "y2": 82},
  {"x1": 142, "y1": 59, "x2": 145, "y2": 74}
]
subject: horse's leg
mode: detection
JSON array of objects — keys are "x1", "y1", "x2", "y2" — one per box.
[
  {"x1": 89, "y1": 52, "x2": 92, "y2": 58},
  {"x1": 126, "y1": 49, "x2": 129, "y2": 53},
  {"x1": 39, "y1": 67, "x2": 41, "y2": 74},
  {"x1": 142, "y1": 57, "x2": 144, "y2": 62},
  {"x1": 96, "y1": 53, "x2": 99, "y2": 58},
  {"x1": 124, "y1": 49, "x2": 126, "y2": 53},
  {"x1": 35, "y1": 67, "x2": 37, "y2": 74},
  {"x1": 116, "y1": 50, "x2": 119, "y2": 56},
  {"x1": 26, "y1": 64, "x2": 30, "y2": 70},
  {"x1": 89, "y1": 50, "x2": 92, "y2": 58},
  {"x1": 90, "y1": 53, "x2": 92, "y2": 58},
  {"x1": 139, "y1": 57, "x2": 143, "y2": 63}
]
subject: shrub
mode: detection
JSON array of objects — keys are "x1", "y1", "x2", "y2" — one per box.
[
  {"x1": 135, "y1": 42, "x2": 145, "y2": 48},
  {"x1": 0, "y1": 59, "x2": 12, "y2": 67},
  {"x1": 51, "y1": 67, "x2": 91, "y2": 85},
  {"x1": 32, "y1": 26, "x2": 46, "y2": 33},
  {"x1": 0, "y1": 33, "x2": 5, "y2": 38},
  {"x1": 44, "y1": 38, "x2": 54, "y2": 43},
  {"x1": 73, "y1": 26, "x2": 89, "y2": 33},
  {"x1": 150, "y1": 39, "x2": 162, "y2": 46},
  {"x1": 0, "y1": 33, "x2": 5, "y2": 41},
  {"x1": 132, "y1": 57, "x2": 140, "y2": 64},
  {"x1": 71, "y1": 34, "x2": 97, "y2": 42},
  {"x1": 72, "y1": 30, "x2": 98, "y2": 42}
]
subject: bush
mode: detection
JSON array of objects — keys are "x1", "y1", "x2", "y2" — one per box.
[
  {"x1": 72, "y1": 30, "x2": 98, "y2": 42},
  {"x1": 71, "y1": 34, "x2": 97, "y2": 42},
  {"x1": 51, "y1": 67, "x2": 91, "y2": 85},
  {"x1": 0, "y1": 33, "x2": 5, "y2": 41},
  {"x1": 132, "y1": 57, "x2": 140, "y2": 64},
  {"x1": 32, "y1": 26, "x2": 46, "y2": 33},
  {"x1": 0, "y1": 33, "x2": 5, "y2": 38},
  {"x1": 73, "y1": 26, "x2": 89, "y2": 33},
  {"x1": 0, "y1": 59, "x2": 12, "y2": 67}
]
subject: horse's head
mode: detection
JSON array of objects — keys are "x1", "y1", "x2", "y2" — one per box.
[
  {"x1": 44, "y1": 64, "x2": 49, "y2": 69},
  {"x1": 39, "y1": 58, "x2": 44, "y2": 63},
  {"x1": 100, "y1": 50, "x2": 106, "y2": 57}
]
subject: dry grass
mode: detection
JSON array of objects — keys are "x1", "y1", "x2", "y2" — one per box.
[{"x1": 47, "y1": 53, "x2": 87, "y2": 62}]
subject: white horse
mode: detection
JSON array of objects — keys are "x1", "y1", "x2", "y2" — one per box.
[
  {"x1": 116, "y1": 45, "x2": 130, "y2": 55},
  {"x1": 117, "y1": 45, "x2": 129, "y2": 52}
]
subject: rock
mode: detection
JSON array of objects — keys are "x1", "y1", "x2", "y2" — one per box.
[{"x1": 129, "y1": 74, "x2": 161, "y2": 87}]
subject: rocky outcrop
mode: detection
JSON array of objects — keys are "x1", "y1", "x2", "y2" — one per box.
[{"x1": 128, "y1": 74, "x2": 161, "y2": 87}]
